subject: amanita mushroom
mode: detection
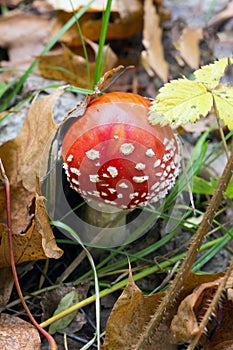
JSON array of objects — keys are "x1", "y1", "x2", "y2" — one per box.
[{"x1": 62, "y1": 92, "x2": 180, "y2": 244}]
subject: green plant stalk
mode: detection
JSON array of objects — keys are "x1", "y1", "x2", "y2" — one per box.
[
  {"x1": 68, "y1": 0, "x2": 91, "y2": 88},
  {"x1": 4, "y1": 233, "x2": 228, "y2": 325},
  {"x1": 39, "y1": 250, "x2": 184, "y2": 329},
  {"x1": 94, "y1": 0, "x2": 112, "y2": 85},
  {"x1": 213, "y1": 98, "x2": 229, "y2": 157},
  {"x1": 0, "y1": 0, "x2": 95, "y2": 112},
  {"x1": 133, "y1": 149, "x2": 233, "y2": 350},
  {"x1": 193, "y1": 229, "x2": 233, "y2": 272},
  {"x1": 0, "y1": 84, "x2": 93, "y2": 125}
]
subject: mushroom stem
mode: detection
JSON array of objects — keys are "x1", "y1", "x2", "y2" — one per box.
[{"x1": 83, "y1": 200, "x2": 130, "y2": 247}]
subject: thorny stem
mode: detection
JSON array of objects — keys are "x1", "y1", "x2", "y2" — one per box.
[
  {"x1": 133, "y1": 149, "x2": 233, "y2": 350},
  {"x1": 0, "y1": 159, "x2": 58, "y2": 350}
]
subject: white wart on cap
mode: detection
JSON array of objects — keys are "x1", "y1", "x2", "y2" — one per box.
[{"x1": 62, "y1": 92, "x2": 180, "y2": 210}]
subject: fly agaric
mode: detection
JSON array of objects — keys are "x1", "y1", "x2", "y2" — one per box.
[{"x1": 62, "y1": 92, "x2": 180, "y2": 211}]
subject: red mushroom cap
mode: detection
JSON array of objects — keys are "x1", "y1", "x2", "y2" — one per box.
[{"x1": 62, "y1": 92, "x2": 180, "y2": 210}]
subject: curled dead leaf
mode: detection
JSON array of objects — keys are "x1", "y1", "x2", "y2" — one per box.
[
  {"x1": 141, "y1": 0, "x2": 168, "y2": 82},
  {"x1": 0, "y1": 89, "x2": 64, "y2": 269},
  {"x1": 171, "y1": 273, "x2": 233, "y2": 349},
  {"x1": 38, "y1": 42, "x2": 117, "y2": 88}
]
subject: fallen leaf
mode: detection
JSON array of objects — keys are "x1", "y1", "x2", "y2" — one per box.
[
  {"x1": 178, "y1": 27, "x2": 203, "y2": 69},
  {"x1": 41, "y1": 283, "x2": 89, "y2": 334},
  {"x1": 0, "y1": 313, "x2": 41, "y2": 350},
  {"x1": 0, "y1": 10, "x2": 51, "y2": 65},
  {"x1": 102, "y1": 271, "x2": 224, "y2": 350},
  {"x1": 171, "y1": 273, "x2": 233, "y2": 349},
  {"x1": 49, "y1": 289, "x2": 79, "y2": 334},
  {"x1": 38, "y1": 41, "x2": 117, "y2": 88},
  {"x1": 49, "y1": 0, "x2": 143, "y2": 45},
  {"x1": 171, "y1": 280, "x2": 220, "y2": 342},
  {"x1": 101, "y1": 272, "x2": 176, "y2": 350},
  {"x1": 208, "y1": 1, "x2": 233, "y2": 26},
  {"x1": 141, "y1": 0, "x2": 168, "y2": 82},
  {"x1": 0, "y1": 89, "x2": 64, "y2": 269}
]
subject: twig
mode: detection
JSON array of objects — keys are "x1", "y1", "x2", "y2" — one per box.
[{"x1": 0, "y1": 158, "x2": 58, "y2": 350}]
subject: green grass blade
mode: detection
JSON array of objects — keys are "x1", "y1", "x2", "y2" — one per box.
[
  {"x1": 51, "y1": 220, "x2": 101, "y2": 349},
  {"x1": 93, "y1": 0, "x2": 112, "y2": 86}
]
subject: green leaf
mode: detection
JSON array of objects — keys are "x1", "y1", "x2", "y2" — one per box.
[
  {"x1": 192, "y1": 176, "x2": 233, "y2": 198},
  {"x1": 48, "y1": 289, "x2": 79, "y2": 335},
  {"x1": 149, "y1": 78, "x2": 213, "y2": 126},
  {"x1": 213, "y1": 86, "x2": 233, "y2": 130}
]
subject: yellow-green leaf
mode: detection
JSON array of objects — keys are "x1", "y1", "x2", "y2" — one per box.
[
  {"x1": 213, "y1": 86, "x2": 233, "y2": 130},
  {"x1": 149, "y1": 78, "x2": 213, "y2": 126},
  {"x1": 48, "y1": 289, "x2": 79, "y2": 335},
  {"x1": 193, "y1": 57, "x2": 232, "y2": 89}
]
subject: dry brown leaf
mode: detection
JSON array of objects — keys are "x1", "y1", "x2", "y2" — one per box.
[
  {"x1": 208, "y1": 1, "x2": 233, "y2": 26},
  {"x1": 0, "y1": 89, "x2": 64, "y2": 269},
  {"x1": 102, "y1": 270, "x2": 224, "y2": 350},
  {"x1": 38, "y1": 42, "x2": 117, "y2": 88},
  {"x1": 0, "y1": 10, "x2": 51, "y2": 66},
  {"x1": 141, "y1": 0, "x2": 168, "y2": 82},
  {"x1": 178, "y1": 27, "x2": 203, "y2": 69},
  {"x1": 101, "y1": 272, "x2": 177, "y2": 350},
  {"x1": 0, "y1": 313, "x2": 41, "y2": 349},
  {"x1": 0, "y1": 267, "x2": 14, "y2": 306},
  {"x1": 0, "y1": 0, "x2": 22, "y2": 6},
  {"x1": 171, "y1": 280, "x2": 219, "y2": 342},
  {"x1": 176, "y1": 113, "x2": 217, "y2": 133},
  {"x1": 49, "y1": 0, "x2": 143, "y2": 45},
  {"x1": 171, "y1": 273, "x2": 233, "y2": 349}
]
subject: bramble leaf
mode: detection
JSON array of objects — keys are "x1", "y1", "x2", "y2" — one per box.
[
  {"x1": 148, "y1": 78, "x2": 212, "y2": 126},
  {"x1": 193, "y1": 57, "x2": 232, "y2": 89},
  {"x1": 213, "y1": 86, "x2": 233, "y2": 130},
  {"x1": 149, "y1": 57, "x2": 233, "y2": 128}
]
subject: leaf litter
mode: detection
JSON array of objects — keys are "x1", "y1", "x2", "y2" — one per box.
[{"x1": 0, "y1": 0, "x2": 233, "y2": 349}]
